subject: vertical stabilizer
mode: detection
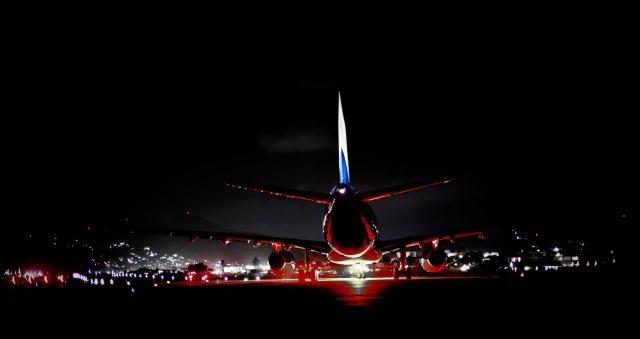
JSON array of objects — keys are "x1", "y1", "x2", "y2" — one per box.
[{"x1": 338, "y1": 93, "x2": 350, "y2": 184}]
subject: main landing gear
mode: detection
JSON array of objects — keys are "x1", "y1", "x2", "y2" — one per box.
[
  {"x1": 393, "y1": 248, "x2": 412, "y2": 280},
  {"x1": 298, "y1": 267, "x2": 318, "y2": 282},
  {"x1": 392, "y1": 266, "x2": 412, "y2": 279},
  {"x1": 298, "y1": 249, "x2": 318, "y2": 283}
]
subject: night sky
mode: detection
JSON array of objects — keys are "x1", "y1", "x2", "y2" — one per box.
[{"x1": 4, "y1": 19, "x2": 633, "y2": 264}]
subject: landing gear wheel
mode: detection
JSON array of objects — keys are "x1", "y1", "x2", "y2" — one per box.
[{"x1": 406, "y1": 266, "x2": 412, "y2": 279}]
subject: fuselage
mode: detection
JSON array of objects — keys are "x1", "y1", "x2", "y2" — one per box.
[{"x1": 323, "y1": 184, "x2": 381, "y2": 264}]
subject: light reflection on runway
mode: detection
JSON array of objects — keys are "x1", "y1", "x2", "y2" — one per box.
[
  {"x1": 318, "y1": 276, "x2": 497, "y2": 306},
  {"x1": 325, "y1": 279, "x2": 386, "y2": 306},
  {"x1": 170, "y1": 276, "x2": 497, "y2": 306}
]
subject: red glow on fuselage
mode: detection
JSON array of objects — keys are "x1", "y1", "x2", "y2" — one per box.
[
  {"x1": 326, "y1": 210, "x2": 371, "y2": 257},
  {"x1": 361, "y1": 214, "x2": 376, "y2": 243},
  {"x1": 323, "y1": 185, "x2": 378, "y2": 260},
  {"x1": 324, "y1": 213, "x2": 333, "y2": 244}
]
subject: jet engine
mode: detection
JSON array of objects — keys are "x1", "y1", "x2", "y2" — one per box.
[
  {"x1": 268, "y1": 251, "x2": 295, "y2": 271},
  {"x1": 421, "y1": 247, "x2": 447, "y2": 273}
]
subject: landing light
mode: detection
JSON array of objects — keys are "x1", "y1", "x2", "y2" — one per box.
[
  {"x1": 348, "y1": 263, "x2": 370, "y2": 276},
  {"x1": 338, "y1": 187, "x2": 347, "y2": 195}
]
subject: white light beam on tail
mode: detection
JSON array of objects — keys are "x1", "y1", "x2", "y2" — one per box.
[{"x1": 338, "y1": 92, "x2": 350, "y2": 184}]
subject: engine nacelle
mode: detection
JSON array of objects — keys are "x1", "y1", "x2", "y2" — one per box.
[
  {"x1": 282, "y1": 251, "x2": 295, "y2": 264},
  {"x1": 268, "y1": 251, "x2": 295, "y2": 271},
  {"x1": 421, "y1": 248, "x2": 447, "y2": 273}
]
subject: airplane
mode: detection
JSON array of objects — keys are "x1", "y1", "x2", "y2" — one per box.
[{"x1": 134, "y1": 93, "x2": 488, "y2": 280}]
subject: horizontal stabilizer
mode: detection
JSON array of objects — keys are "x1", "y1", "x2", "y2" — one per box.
[
  {"x1": 225, "y1": 182, "x2": 331, "y2": 204},
  {"x1": 358, "y1": 178, "x2": 455, "y2": 202}
]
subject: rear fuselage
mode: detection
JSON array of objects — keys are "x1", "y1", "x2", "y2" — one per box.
[{"x1": 323, "y1": 184, "x2": 381, "y2": 263}]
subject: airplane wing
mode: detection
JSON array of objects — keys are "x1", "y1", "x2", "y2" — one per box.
[
  {"x1": 376, "y1": 228, "x2": 493, "y2": 253},
  {"x1": 129, "y1": 227, "x2": 330, "y2": 253},
  {"x1": 358, "y1": 178, "x2": 455, "y2": 202},
  {"x1": 225, "y1": 182, "x2": 332, "y2": 204}
]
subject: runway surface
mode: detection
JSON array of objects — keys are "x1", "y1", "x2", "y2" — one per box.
[
  {"x1": 3, "y1": 271, "x2": 626, "y2": 333},
  {"x1": 169, "y1": 275, "x2": 500, "y2": 306}
]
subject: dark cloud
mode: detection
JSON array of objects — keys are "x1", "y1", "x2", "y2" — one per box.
[{"x1": 259, "y1": 129, "x2": 332, "y2": 154}]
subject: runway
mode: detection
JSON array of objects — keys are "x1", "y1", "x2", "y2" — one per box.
[
  {"x1": 3, "y1": 271, "x2": 624, "y2": 331},
  {"x1": 168, "y1": 276, "x2": 500, "y2": 306}
]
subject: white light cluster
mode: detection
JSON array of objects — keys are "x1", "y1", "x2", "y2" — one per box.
[{"x1": 72, "y1": 273, "x2": 88, "y2": 282}]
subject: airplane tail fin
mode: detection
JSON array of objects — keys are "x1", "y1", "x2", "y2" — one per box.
[{"x1": 338, "y1": 92, "x2": 350, "y2": 184}]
